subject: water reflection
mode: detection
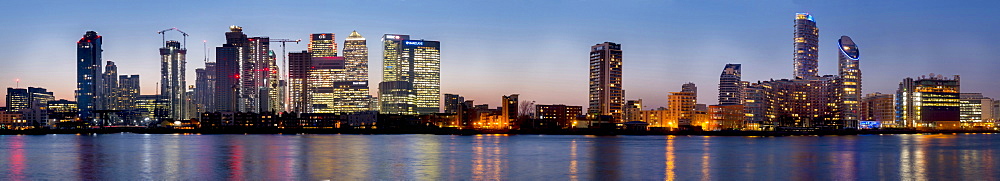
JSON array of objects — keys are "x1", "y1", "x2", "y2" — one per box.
[{"x1": 0, "y1": 134, "x2": 997, "y2": 180}]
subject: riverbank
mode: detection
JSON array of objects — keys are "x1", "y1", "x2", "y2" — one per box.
[{"x1": 1, "y1": 128, "x2": 996, "y2": 136}]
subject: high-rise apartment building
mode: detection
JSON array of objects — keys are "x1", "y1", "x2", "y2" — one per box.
[
  {"x1": 77, "y1": 31, "x2": 103, "y2": 120},
  {"x1": 101, "y1": 61, "x2": 119, "y2": 110},
  {"x1": 118, "y1": 75, "x2": 139, "y2": 123},
  {"x1": 587, "y1": 42, "x2": 624, "y2": 122},
  {"x1": 245, "y1": 37, "x2": 270, "y2": 113},
  {"x1": 682, "y1": 83, "x2": 697, "y2": 100},
  {"x1": 719, "y1": 64, "x2": 742, "y2": 105},
  {"x1": 264, "y1": 50, "x2": 284, "y2": 113},
  {"x1": 195, "y1": 62, "x2": 215, "y2": 113},
  {"x1": 896, "y1": 74, "x2": 961, "y2": 129},
  {"x1": 837, "y1": 36, "x2": 861, "y2": 127},
  {"x1": 668, "y1": 92, "x2": 696, "y2": 127},
  {"x1": 794, "y1": 13, "x2": 819, "y2": 79},
  {"x1": 160, "y1": 40, "x2": 187, "y2": 119}
]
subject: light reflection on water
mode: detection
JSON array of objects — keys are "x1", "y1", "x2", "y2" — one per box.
[{"x1": 0, "y1": 134, "x2": 997, "y2": 180}]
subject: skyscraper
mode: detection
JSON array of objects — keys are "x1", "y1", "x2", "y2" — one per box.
[
  {"x1": 287, "y1": 51, "x2": 311, "y2": 113},
  {"x1": 587, "y1": 42, "x2": 624, "y2": 122},
  {"x1": 118, "y1": 75, "x2": 139, "y2": 123},
  {"x1": 343, "y1": 31, "x2": 369, "y2": 82},
  {"x1": 194, "y1": 62, "x2": 215, "y2": 113},
  {"x1": 264, "y1": 50, "x2": 284, "y2": 113},
  {"x1": 682, "y1": 82, "x2": 697, "y2": 101},
  {"x1": 837, "y1": 36, "x2": 861, "y2": 127},
  {"x1": 310, "y1": 33, "x2": 337, "y2": 57},
  {"x1": 214, "y1": 26, "x2": 248, "y2": 112},
  {"x1": 101, "y1": 61, "x2": 119, "y2": 110},
  {"x1": 308, "y1": 57, "x2": 369, "y2": 113},
  {"x1": 379, "y1": 35, "x2": 440, "y2": 115},
  {"x1": 402, "y1": 40, "x2": 441, "y2": 114},
  {"x1": 160, "y1": 40, "x2": 187, "y2": 120},
  {"x1": 793, "y1": 13, "x2": 819, "y2": 79},
  {"x1": 77, "y1": 31, "x2": 102, "y2": 120},
  {"x1": 718, "y1": 64, "x2": 742, "y2": 105},
  {"x1": 245, "y1": 37, "x2": 270, "y2": 113}
]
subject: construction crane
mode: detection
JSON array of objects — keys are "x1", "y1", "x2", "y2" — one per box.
[
  {"x1": 268, "y1": 38, "x2": 302, "y2": 79},
  {"x1": 157, "y1": 27, "x2": 189, "y2": 48}
]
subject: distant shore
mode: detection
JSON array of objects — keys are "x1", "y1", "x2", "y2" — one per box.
[{"x1": 1, "y1": 128, "x2": 996, "y2": 136}]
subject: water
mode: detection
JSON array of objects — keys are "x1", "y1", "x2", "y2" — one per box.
[{"x1": 0, "y1": 134, "x2": 997, "y2": 180}]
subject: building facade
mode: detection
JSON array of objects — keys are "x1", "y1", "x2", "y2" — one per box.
[
  {"x1": 861, "y1": 92, "x2": 895, "y2": 128},
  {"x1": 719, "y1": 64, "x2": 742, "y2": 105},
  {"x1": 587, "y1": 42, "x2": 624, "y2": 122},
  {"x1": 896, "y1": 74, "x2": 961, "y2": 129},
  {"x1": 77, "y1": 31, "x2": 103, "y2": 120},
  {"x1": 793, "y1": 13, "x2": 819, "y2": 79},
  {"x1": 160, "y1": 40, "x2": 187, "y2": 119},
  {"x1": 837, "y1": 36, "x2": 861, "y2": 128}
]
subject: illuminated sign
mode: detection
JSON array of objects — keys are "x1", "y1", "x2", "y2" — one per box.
[
  {"x1": 404, "y1": 41, "x2": 423, "y2": 46},
  {"x1": 385, "y1": 35, "x2": 398, "y2": 40}
]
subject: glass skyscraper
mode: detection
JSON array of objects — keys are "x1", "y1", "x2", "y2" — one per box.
[
  {"x1": 160, "y1": 40, "x2": 187, "y2": 119},
  {"x1": 76, "y1": 31, "x2": 103, "y2": 120},
  {"x1": 379, "y1": 34, "x2": 440, "y2": 115},
  {"x1": 718, "y1": 64, "x2": 742, "y2": 105},
  {"x1": 837, "y1": 36, "x2": 861, "y2": 127}
]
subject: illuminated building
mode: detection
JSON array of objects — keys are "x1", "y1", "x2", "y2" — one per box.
[
  {"x1": 379, "y1": 34, "x2": 441, "y2": 114},
  {"x1": 718, "y1": 64, "x2": 742, "y2": 105},
  {"x1": 136, "y1": 95, "x2": 168, "y2": 121},
  {"x1": 837, "y1": 36, "x2": 861, "y2": 128},
  {"x1": 101, "y1": 61, "x2": 119, "y2": 110},
  {"x1": 682, "y1": 82, "x2": 697, "y2": 99},
  {"x1": 710, "y1": 104, "x2": 744, "y2": 130},
  {"x1": 896, "y1": 74, "x2": 961, "y2": 129},
  {"x1": 160, "y1": 40, "x2": 187, "y2": 119},
  {"x1": 214, "y1": 26, "x2": 248, "y2": 112},
  {"x1": 535, "y1": 104, "x2": 583, "y2": 128},
  {"x1": 47, "y1": 99, "x2": 78, "y2": 123},
  {"x1": 77, "y1": 31, "x2": 103, "y2": 120},
  {"x1": 960, "y1": 93, "x2": 994, "y2": 128},
  {"x1": 343, "y1": 31, "x2": 368, "y2": 82},
  {"x1": 748, "y1": 76, "x2": 841, "y2": 129},
  {"x1": 794, "y1": 13, "x2": 819, "y2": 79},
  {"x1": 668, "y1": 91, "x2": 696, "y2": 127},
  {"x1": 443, "y1": 94, "x2": 464, "y2": 114},
  {"x1": 742, "y1": 81, "x2": 766, "y2": 130},
  {"x1": 501, "y1": 94, "x2": 519, "y2": 123},
  {"x1": 245, "y1": 36, "x2": 270, "y2": 113},
  {"x1": 307, "y1": 57, "x2": 370, "y2": 113},
  {"x1": 310, "y1": 33, "x2": 337, "y2": 57},
  {"x1": 587, "y1": 42, "x2": 624, "y2": 122},
  {"x1": 861, "y1": 93, "x2": 895, "y2": 128},
  {"x1": 265, "y1": 50, "x2": 284, "y2": 113},
  {"x1": 195, "y1": 62, "x2": 214, "y2": 113},
  {"x1": 624, "y1": 99, "x2": 643, "y2": 122},
  {"x1": 0, "y1": 111, "x2": 25, "y2": 130},
  {"x1": 5, "y1": 88, "x2": 30, "y2": 111},
  {"x1": 288, "y1": 51, "x2": 311, "y2": 113},
  {"x1": 117, "y1": 75, "x2": 139, "y2": 123}
]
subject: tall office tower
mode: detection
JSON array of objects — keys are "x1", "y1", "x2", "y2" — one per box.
[
  {"x1": 195, "y1": 68, "x2": 208, "y2": 113},
  {"x1": 861, "y1": 93, "x2": 895, "y2": 127},
  {"x1": 443, "y1": 94, "x2": 464, "y2": 114},
  {"x1": 502, "y1": 94, "x2": 519, "y2": 122},
  {"x1": 896, "y1": 74, "x2": 960, "y2": 128},
  {"x1": 101, "y1": 61, "x2": 119, "y2": 110},
  {"x1": 793, "y1": 13, "x2": 819, "y2": 79},
  {"x1": 381, "y1": 34, "x2": 410, "y2": 82},
  {"x1": 287, "y1": 51, "x2": 311, "y2": 113},
  {"x1": 378, "y1": 34, "x2": 413, "y2": 114},
  {"x1": 116, "y1": 75, "x2": 139, "y2": 110},
  {"x1": 402, "y1": 40, "x2": 441, "y2": 114},
  {"x1": 718, "y1": 64, "x2": 742, "y2": 105},
  {"x1": 682, "y1": 83, "x2": 697, "y2": 100},
  {"x1": 624, "y1": 99, "x2": 643, "y2": 122},
  {"x1": 960, "y1": 93, "x2": 993, "y2": 128},
  {"x1": 310, "y1": 33, "x2": 337, "y2": 57},
  {"x1": 264, "y1": 50, "x2": 284, "y2": 113},
  {"x1": 77, "y1": 31, "x2": 103, "y2": 120},
  {"x1": 344, "y1": 31, "x2": 369, "y2": 82},
  {"x1": 214, "y1": 26, "x2": 248, "y2": 112},
  {"x1": 587, "y1": 42, "x2": 624, "y2": 122},
  {"x1": 308, "y1": 57, "x2": 356, "y2": 113},
  {"x1": 203, "y1": 62, "x2": 216, "y2": 112},
  {"x1": 245, "y1": 37, "x2": 270, "y2": 113},
  {"x1": 837, "y1": 36, "x2": 862, "y2": 127},
  {"x1": 160, "y1": 40, "x2": 187, "y2": 120}
]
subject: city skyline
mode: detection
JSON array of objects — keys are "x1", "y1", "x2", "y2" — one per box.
[{"x1": 2, "y1": 0, "x2": 999, "y2": 109}]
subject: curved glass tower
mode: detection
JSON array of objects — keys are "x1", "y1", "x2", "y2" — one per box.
[{"x1": 838, "y1": 35, "x2": 861, "y2": 127}]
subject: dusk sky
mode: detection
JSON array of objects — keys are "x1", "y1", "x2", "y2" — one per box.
[{"x1": 1, "y1": 0, "x2": 998, "y2": 109}]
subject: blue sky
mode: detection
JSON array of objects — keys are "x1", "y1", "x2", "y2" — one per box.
[{"x1": 1, "y1": 0, "x2": 998, "y2": 109}]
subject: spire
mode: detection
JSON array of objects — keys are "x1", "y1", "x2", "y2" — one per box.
[{"x1": 346, "y1": 30, "x2": 365, "y2": 40}]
